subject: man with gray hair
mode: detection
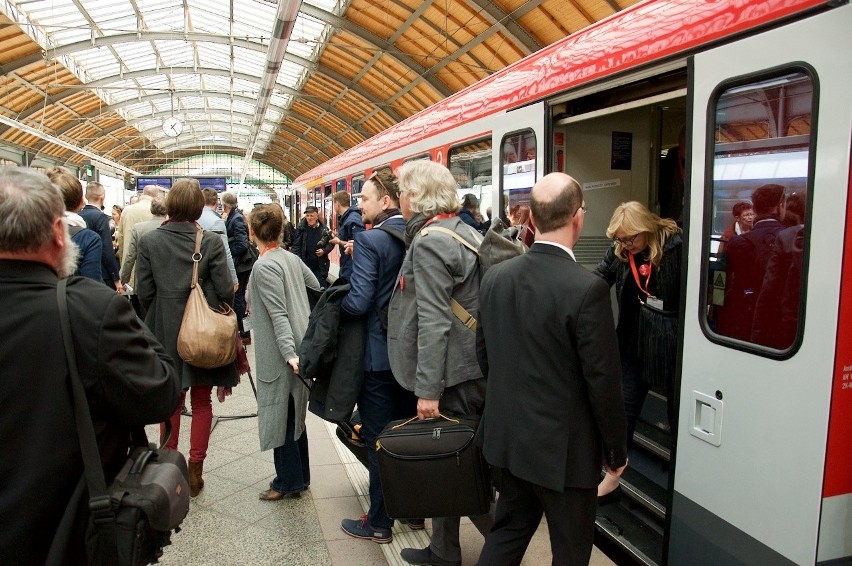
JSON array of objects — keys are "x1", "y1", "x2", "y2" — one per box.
[
  {"x1": 388, "y1": 160, "x2": 493, "y2": 566},
  {"x1": 79, "y1": 180, "x2": 120, "y2": 291},
  {"x1": 0, "y1": 167, "x2": 179, "y2": 564}
]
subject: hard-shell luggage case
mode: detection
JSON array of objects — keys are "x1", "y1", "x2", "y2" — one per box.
[{"x1": 376, "y1": 414, "x2": 491, "y2": 519}]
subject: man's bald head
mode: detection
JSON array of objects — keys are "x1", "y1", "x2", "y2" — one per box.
[
  {"x1": 530, "y1": 173, "x2": 583, "y2": 233},
  {"x1": 142, "y1": 186, "x2": 161, "y2": 198}
]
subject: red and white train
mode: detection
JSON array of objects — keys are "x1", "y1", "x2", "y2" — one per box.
[{"x1": 292, "y1": 0, "x2": 852, "y2": 563}]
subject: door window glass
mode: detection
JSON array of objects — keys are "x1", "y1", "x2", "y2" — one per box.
[
  {"x1": 500, "y1": 130, "x2": 536, "y2": 228},
  {"x1": 705, "y1": 70, "x2": 814, "y2": 354},
  {"x1": 449, "y1": 138, "x2": 492, "y2": 220}
]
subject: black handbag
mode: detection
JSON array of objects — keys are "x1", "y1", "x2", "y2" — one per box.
[
  {"x1": 50, "y1": 279, "x2": 190, "y2": 565},
  {"x1": 376, "y1": 413, "x2": 492, "y2": 519}
]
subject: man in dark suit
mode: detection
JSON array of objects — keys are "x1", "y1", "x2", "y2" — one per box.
[
  {"x1": 0, "y1": 167, "x2": 180, "y2": 564},
  {"x1": 339, "y1": 169, "x2": 416, "y2": 544},
  {"x1": 476, "y1": 172, "x2": 628, "y2": 565},
  {"x1": 79, "y1": 180, "x2": 121, "y2": 291}
]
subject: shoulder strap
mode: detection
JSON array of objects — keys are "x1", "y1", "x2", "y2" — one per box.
[
  {"x1": 415, "y1": 225, "x2": 478, "y2": 332},
  {"x1": 420, "y1": 225, "x2": 479, "y2": 255},
  {"x1": 55, "y1": 279, "x2": 116, "y2": 548},
  {"x1": 191, "y1": 227, "x2": 203, "y2": 288}
]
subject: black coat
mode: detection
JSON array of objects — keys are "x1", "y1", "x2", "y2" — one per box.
[
  {"x1": 0, "y1": 261, "x2": 179, "y2": 564},
  {"x1": 225, "y1": 207, "x2": 253, "y2": 273},
  {"x1": 292, "y1": 218, "x2": 334, "y2": 277},
  {"x1": 476, "y1": 244, "x2": 627, "y2": 492},
  {"x1": 299, "y1": 279, "x2": 366, "y2": 423}
]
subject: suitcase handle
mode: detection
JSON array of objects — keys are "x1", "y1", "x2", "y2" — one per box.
[{"x1": 391, "y1": 413, "x2": 460, "y2": 430}]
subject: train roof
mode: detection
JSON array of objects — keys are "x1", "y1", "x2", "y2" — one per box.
[{"x1": 294, "y1": 0, "x2": 827, "y2": 186}]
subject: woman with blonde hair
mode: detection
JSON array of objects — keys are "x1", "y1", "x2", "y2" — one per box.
[
  {"x1": 594, "y1": 201, "x2": 682, "y2": 499},
  {"x1": 246, "y1": 204, "x2": 320, "y2": 500}
]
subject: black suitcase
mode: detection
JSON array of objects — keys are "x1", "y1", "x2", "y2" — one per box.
[{"x1": 376, "y1": 414, "x2": 491, "y2": 519}]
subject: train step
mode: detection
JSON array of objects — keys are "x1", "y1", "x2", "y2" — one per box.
[
  {"x1": 634, "y1": 420, "x2": 671, "y2": 461},
  {"x1": 596, "y1": 496, "x2": 663, "y2": 566}
]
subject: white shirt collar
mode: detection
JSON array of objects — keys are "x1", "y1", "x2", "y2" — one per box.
[{"x1": 535, "y1": 240, "x2": 576, "y2": 260}]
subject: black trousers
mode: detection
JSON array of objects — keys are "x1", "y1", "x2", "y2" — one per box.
[{"x1": 478, "y1": 468, "x2": 596, "y2": 566}]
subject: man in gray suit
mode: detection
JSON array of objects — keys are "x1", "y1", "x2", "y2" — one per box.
[
  {"x1": 0, "y1": 167, "x2": 179, "y2": 563},
  {"x1": 476, "y1": 173, "x2": 628, "y2": 565}
]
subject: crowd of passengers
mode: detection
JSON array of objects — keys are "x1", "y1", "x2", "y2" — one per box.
[{"x1": 2, "y1": 161, "x2": 794, "y2": 565}]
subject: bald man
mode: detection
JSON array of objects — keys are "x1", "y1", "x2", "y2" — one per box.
[{"x1": 475, "y1": 173, "x2": 628, "y2": 564}]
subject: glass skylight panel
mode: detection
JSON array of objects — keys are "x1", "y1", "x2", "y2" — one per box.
[
  {"x1": 152, "y1": 41, "x2": 196, "y2": 68},
  {"x1": 231, "y1": 99, "x2": 256, "y2": 115},
  {"x1": 305, "y1": 0, "x2": 345, "y2": 14}
]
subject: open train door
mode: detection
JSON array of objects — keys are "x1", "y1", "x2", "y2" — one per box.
[{"x1": 672, "y1": 4, "x2": 852, "y2": 565}]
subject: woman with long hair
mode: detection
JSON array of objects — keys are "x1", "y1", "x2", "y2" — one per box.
[
  {"x1": 136, "y1": 178, "x2": 237, "y2": 497},
  {"x1": 594, "y1": 201, "x2": 682, "y2": 498},
  {"x1": 247, "y1": 204, "x2": 320, "y2": 500}
]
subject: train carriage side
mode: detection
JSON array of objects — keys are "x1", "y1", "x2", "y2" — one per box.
[{"x1": 290, "y1": 1, "x2": 852, "y2": 563}]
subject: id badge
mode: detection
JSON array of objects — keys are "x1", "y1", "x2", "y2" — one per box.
[
  {"x1": 646, "y1": 296, "x2": 664, "y2": 310},
  {"x1": 241, "y1": 315, "x2": 253, "y2": 332}
]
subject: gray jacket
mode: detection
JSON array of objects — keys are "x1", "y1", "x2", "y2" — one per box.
[
  {"x1": 388, "y1": 217, "x2": 483, "y2": 399},
  {"x1": 248, "y1": 248, "x2": 320, "y2": 451}
]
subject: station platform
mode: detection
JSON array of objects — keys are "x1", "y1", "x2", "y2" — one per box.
[{"x1": 147, "y1": 343, "x2": 616, "y2": 565}]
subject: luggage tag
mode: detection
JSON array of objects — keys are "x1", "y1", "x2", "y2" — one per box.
[
  {"x1": 242, "y1": 315, "x2": 253, "y2": 332},
  {"x1": 646, "y1": 296, "x2": 664, "y2": 311}
]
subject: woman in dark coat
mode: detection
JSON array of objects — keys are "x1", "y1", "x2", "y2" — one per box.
[
  {"x1": 594, "y1": 201, "x2": 682, "y2": 498},
  {"x1": 136, "y1": 177, "x2": 237, "y2": 497}
]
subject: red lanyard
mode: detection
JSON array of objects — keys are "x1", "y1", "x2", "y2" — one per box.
[
  {"x1": 628, "y1": 252, "x2": 653, "y2": 297},
  {"x1": 260, "y1": 243, "x2": 278, "y2": 257},
  {"x1": 424, "y1": 212, "x2": 456, "y2": 226}
]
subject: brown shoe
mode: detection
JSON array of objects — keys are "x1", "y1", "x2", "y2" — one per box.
[
  {"x1": 188, "y1": 460, "x2": 204, "y2": 497},
  {"x1": 259, "y1": 488, "x2": 301, "y2": 501}
]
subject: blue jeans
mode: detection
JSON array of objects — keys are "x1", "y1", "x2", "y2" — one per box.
[
  {"x1": 271, "y1": 395, "x2": 310, "y2": 493},
  {"x1": 358, "y1": 370, "x2": 416, "y2": 529}
]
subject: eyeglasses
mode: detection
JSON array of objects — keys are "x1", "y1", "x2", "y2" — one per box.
[
  {"x1": 369, "y1": 171, "x2": 390, "y2": 198},
  {"x1": 575, "y1": 204, "x2": 587, "y2": 215},
  {"x1": 613, "y1": 233, "x2": 639, "y2": 246}
]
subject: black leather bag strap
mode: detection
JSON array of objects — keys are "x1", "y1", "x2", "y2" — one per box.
[{"x1": 55, "y1": 279, "x2": 117, "y2": 546}]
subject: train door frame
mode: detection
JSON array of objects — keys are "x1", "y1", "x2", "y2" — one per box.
[{"x1": 674, "y1": 6, "x2": 852, "y2": 564}]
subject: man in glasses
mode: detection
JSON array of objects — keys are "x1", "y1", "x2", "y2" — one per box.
[{"x1": 340, "y1": 169, "x2": 416, "y2": 545}]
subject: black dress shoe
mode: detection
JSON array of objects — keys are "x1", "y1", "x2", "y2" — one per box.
[{"x1": 400, "y1": 546, "x2": 461, "y2": 566}]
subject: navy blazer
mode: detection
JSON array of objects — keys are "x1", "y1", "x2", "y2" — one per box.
[
  {"x1": 341, "y1": 215, "x2": 406, "y2": 372},
  {"x1": 337, "y1": 206, "x2": 365, "y2": 280},
  {"x1": 79, "y1": 204, "x2": 120, "y2": 284}
]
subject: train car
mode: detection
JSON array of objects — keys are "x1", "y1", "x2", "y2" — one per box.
[{"x1": 292, "y1": 0, "x2": 852, "y2": 563}]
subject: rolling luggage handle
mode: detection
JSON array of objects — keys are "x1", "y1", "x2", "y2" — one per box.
[{"x1": 390, "y1": 413, "x2": 460, "y2": 430}]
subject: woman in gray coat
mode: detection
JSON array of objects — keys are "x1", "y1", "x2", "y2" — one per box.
[
  {"x1": 137, "y1": 178, "x2": 237, "y2": 497},
  {"x1": 247, "y1": 204, "x2": 320, "y2": 500}
]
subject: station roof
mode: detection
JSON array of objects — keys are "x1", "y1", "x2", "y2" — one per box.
[{"x1": 0, "y1": 0, "x2": 638, "y2": 181}]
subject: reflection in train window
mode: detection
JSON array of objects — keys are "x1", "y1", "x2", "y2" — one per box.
[
  {"x1": 704, "y1": 70, "x2": 815, "y2": 354},
  {"x1": 448, "y1": 138, "x2": 492, "y2": 219},
  {"x1": 500, "y1": 130, "x2": 537, "y2": 230},
  {"x1": 335, "y1": 178, "x2": 347, "y2": 193}
]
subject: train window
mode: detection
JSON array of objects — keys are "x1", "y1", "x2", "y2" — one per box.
[
  {"x1": 351, "y1": 173, "x2": 365, "y2": 206},
  {"x1": 449, "y1": 137, "x2": 492, "y2": 219},
  {"x1": 500, "y1": 130, "x2": 537, "y2": 227},
  {"x1": 703, "y1": 69, "x2": 815, "y2": 355},
  {"x1": 404, "y1": 154, "x2": 430, "y2": 163},
  {"x1": 335, "y1": 178, "x2": 346, "y2": 193}
]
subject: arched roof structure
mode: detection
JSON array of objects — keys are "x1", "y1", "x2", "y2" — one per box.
[{"x1": 0, "y1": 0, "x2": 639, "y2": 181}]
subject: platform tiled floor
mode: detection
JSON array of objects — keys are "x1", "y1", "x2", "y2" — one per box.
[{"x1": 149, "y1": 343, "x2": 616, "y2": 566}]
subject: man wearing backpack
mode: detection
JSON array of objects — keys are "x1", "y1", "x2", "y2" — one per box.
[
  {"x1": 339, "y1": 169, "x2": 416, "y2": 545},
  {"x1": 388, "y1": 160, "x2": 493, "y2": 566}
]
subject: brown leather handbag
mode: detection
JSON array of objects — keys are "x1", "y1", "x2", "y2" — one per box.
[{"x1": 176, "y1": 228, "x2": 238, "y2": 369}]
